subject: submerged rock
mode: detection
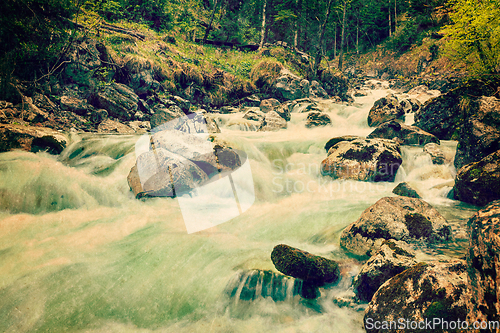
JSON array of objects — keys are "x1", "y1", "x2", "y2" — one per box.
[
  {"x1": 423, "y1": 143, "x2": 445, "y2": 165},
  {"x1": 367, "y1": 94, "x2": 404, "y2": 127},
  {"x1": 0, "y1": 124, "x2": 67, "y2": 154},
  {"x1": 305, "y1": 111, "x2": 332, "y2": 128},
  {"x1": 225, "y1": 269, "x2": 300, "y2": 302},
  {"x1": 453, "y1": 150, "x2": 500, "y2": 206},
  {"x1": 353, "y1": 240, "x2": 417, "y2": 302},
  {"x1": 321, "y1": 138, "x2": 402, "y2": 182},
  {"x1": 466, "y1": 200, "x2": 500, "y2": 325},
  {"x1": 364, "y1": 260, "x2": 468, "y2": 333},
  {"x1": 271, "y1": 244, "x2": 340, "y2": 287},
  {"x1": 340, "y1": 196, "x2": 451, "y2": 257},
  {"x1": 367, "y1": 120, "x2": 439, "y2": 146},
  {"x1": 392, "y1": 182, "x2": 422, "y2": 198}
]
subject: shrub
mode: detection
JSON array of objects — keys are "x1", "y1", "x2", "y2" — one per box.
[{"x1": 250, "y1": 59, "x2": 284, "y2": 90}]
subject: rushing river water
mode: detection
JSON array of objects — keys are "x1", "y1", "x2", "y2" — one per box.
[{"x1": 0, "y1": 83, "x2": 479, "y2": 332}]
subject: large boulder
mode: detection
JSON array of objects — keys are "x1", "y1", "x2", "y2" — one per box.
[
  {"x1": 274, "y1": 72, "x2": 310, "y2": 101},
  {"x1": 321, "y1": 138, "x2": 402, "y2": 182},
  {"x1": 88, "y1": 82, "x2": 139, "y2": 121},
  {"x1": 258, "y1": 111, "x2": 287, "y2": 132},
  {"x1": 367, "y1": 94, "x2": 404, "y2": 127},
  {"x1": 454, "y1": 96, "x2": 500, "y2": 170},
  {"x1": 414, "y1": 80, "x2": 497, "y2": 140},
  {"x1": 243, "y1": 108, "x2": 265, "y2": 122},
  {"x1": 60, "y1": 95, "x2": 91, "y2": 116},
  {"x1": 466, "y1": 200, "x2": 500, "y2": 325},
  {"x1": 305, "y1": 111, "x2": 332, "y2": 128},
  {"x1": 320, "y1": 71, "x2": 349, "y2": 100},
  {"x1": 392, "y1": 182, "x2": 422, "y2": 198},
  {"x1": 353, "y1": 240, "x2": 417, "y2": 302},
  {"x1": 364, "y1": 260, "x2": 468, "y2": 333},
  {"x1": 0, "y1": 124, "x2": 67, "y2": 154},
  {"x1": 367, "y1": 120, "x2": 439, "y2": 146},
  {"x1": 453, "y1": 150, "x2": 500, "y2": 206},
  {"x1": 271, "y1": 244, "x2": 340, "y2": 287},
  {"x1": 340, "y1": 196, "x2": 452, "y2": 257}
]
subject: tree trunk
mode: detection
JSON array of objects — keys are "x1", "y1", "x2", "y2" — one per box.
[
  {"x1": 356, "y1": 17, "x2": 359, "y2": 54},
  {"x1": 388, "y1": 2, "x2": 392, "y2": 37},
  {"x1": 394, "y1": 0, "x2": 397, "y2": 30},
  {"x1": 313, "y1": 0, "x2": 334, "y2": 79},
  {"x1": 334, "y1": 24, "x2": 337, "y2": 59},
  {"x1": 338, "y1": 0, "x2": 347, "y2": 71},
  {"x1": 259, "y1": 0, "x2": 267, "y2": 49},
  {"x1": 203, "y1": 0, "x2": 219, "y2": 43}
]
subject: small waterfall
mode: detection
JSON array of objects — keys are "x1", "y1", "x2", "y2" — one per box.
[{"x1": 225, "y1": 269, "x2": 301, "y2": 303}]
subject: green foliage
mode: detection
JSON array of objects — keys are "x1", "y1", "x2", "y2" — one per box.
[
  {"x1": 386, "y1": 18, "x2": 421, "y2": 54},
  {"x1": 444, "y1": 0, "x2": 500, "y2": 75}
]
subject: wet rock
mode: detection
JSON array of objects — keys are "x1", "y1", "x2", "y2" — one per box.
[
  {"x1": 367, "y1": 120, "x2": 439, "y2": 146},
  {"x1": 364, "y1": 260, "x2": 468, "y2": 333},
  {"x1": 367, "y1": 94, "x2": 404, "y2": 127},
  {"x1": 414, "y1": 80, "x2": 497, "y2": 140},
  {"x1": 321, "y1": 138, "x2": 402, "y2": 182},
  {"x1": 340, "y1": 196, "x2": 451, "y2": 257},
  {"x1": 0, "y1": 123, "x2": 67, "y2": 154},
  {"x1": 88, "y1": 82, "x2": 139, "y2": 120},
  {"x1": 466, "y1": 200, "x2": 500, "y2": 325},
  {"x1": 454, "y1": 96, "x2": 500, "y2": 170},
  {"x1": 257, "y1": 111, "x2": 287, "y2": 132},
  {"x1": 453, "y1": 150, "x2": 500, "y2": 206},
  {"x1": 225, "y1": 269, "x2": 300, "y2": 302},
  {"x1": 171, "y1": 96, "x2": 191, "y2": 113},
  {"x1": 324, "y1": 135, "x2": 362, "y2": 153},
  {"x1": 219, "y1": 106, "x2": 239, "y2": 114},
  {"x1": 97, "y1": 119, "x2": 135, "y2": 134},
  {"x1": 399, "y1": 98, "x2": 421, "y2": 113},
  {"x1": 274, "y1": 72, "x2": 310, "y2": 101},
  {"x1": 353, "y1": 240, "x2": 417, "y2": 302},
  {"x1": 271, "y1": 244, "x2": 340, "y2": 287},
  {"x1": 392, "y1": 182, "x2": 422, "y2": 198},
  {"x1": 241, "y1": 94, "x2": 261, "y2": 107},
  {"x1": 260, "y1": 98, "x2": 281, "y2": 113},
  {"x1": 424, "y1": 143, "x2": 445, "y2": 165},
  {"x1": 309, "y1": 80, "x2": 329, "y2": 99},
  {"x1": 128, "y1": 121, "x2": 151, "y2": 134},
  {"x1": 274, "y1": 103, "x2": 291, "y2": 121},
  {"x1": 150, "y1": 106, "x2": 185, "y2": 129},
  {"x1": 127, "y1": 148, "x2": 209, "y2": 198},
  {"x1": 16, "y1": 96, "x2": 49, "y2": 123},
  {"x1": 243, "y1": 108, "x2": 265, "y2": 122},
  {"x1": 305, "y1": 111, "x2": 332, "y2": 128}
]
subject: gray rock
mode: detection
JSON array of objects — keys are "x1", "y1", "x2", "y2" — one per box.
[
  {"x1": 260, "y1": 98, "x2": 281, "y2": 113},
  {"x1": 150, "y1": 106, "x2": 185, "y2": 129},
  {"x1": 367, "y1": 120, "x2": 439, "y2": 146},
  {"x1": 466, "y1": 200, "x2": 500, "y2": 325},
  {"x1": 364, "y1": 260, "x2": 468, "y2": 333},
  {"x1": 454, "y1": 96, "x2": 500, "y2": 170},
  {"x1": 392, "y1": 182, "x2": 422, "y2": 198},
  {"x1": 367, "y1": 94, "x2": 405, "y2": 127},
  {"x1": 305, "y1": 111, "x2": 332, "y2": 128},
  {"x1": 309, "y1": 80, "x2": 329, "y2": 99},
  {"x1": 321, "y1": 138, "x2": 402, "y2": 182},
  {"x1": 89, "y1": 83, "x2": 139, "y2": 120},
  {"x1": 424, "y1": 143, "x2": 445, "y2": 164},
  {"x1": 243, "y1": 108, "x2": 265, "y2": 122},
  {"x1": 97, "y1": 119, "x2": 135, "y2": 134},
  {"x1": 340, "y1": 196, "x2": 451, "y2": 257},
  {"x1": 353, "y1": 240, "x2": 417, "y2": 302},
  {"x1": 453, "y1": 150, "x2": 500, "y2": 206},
  {"x1": 0, "y1": 123, "x2": 67, "y2": 154},
  {"x1": 275, "y1": 73, "x2": 310, "y2": 100},
  {"x1": 258, "y1": 111, "x2": 287, "y2": 132},
  {"x1": 60, "y1": 95, "x2": 90, "y2": 115}
]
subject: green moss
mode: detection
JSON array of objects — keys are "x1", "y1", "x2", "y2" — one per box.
[{"x1": 404, "y1": 213, "x2": 433, "y2": 239}]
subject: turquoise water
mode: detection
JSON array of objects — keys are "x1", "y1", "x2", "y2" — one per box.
[{"x1": 0, "y1": 87, "x2": 477, "y2": 332}]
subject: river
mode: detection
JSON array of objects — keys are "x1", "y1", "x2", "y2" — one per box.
[{"x1": 0, "y1": 82, "x2": 478, "y2": 332}]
